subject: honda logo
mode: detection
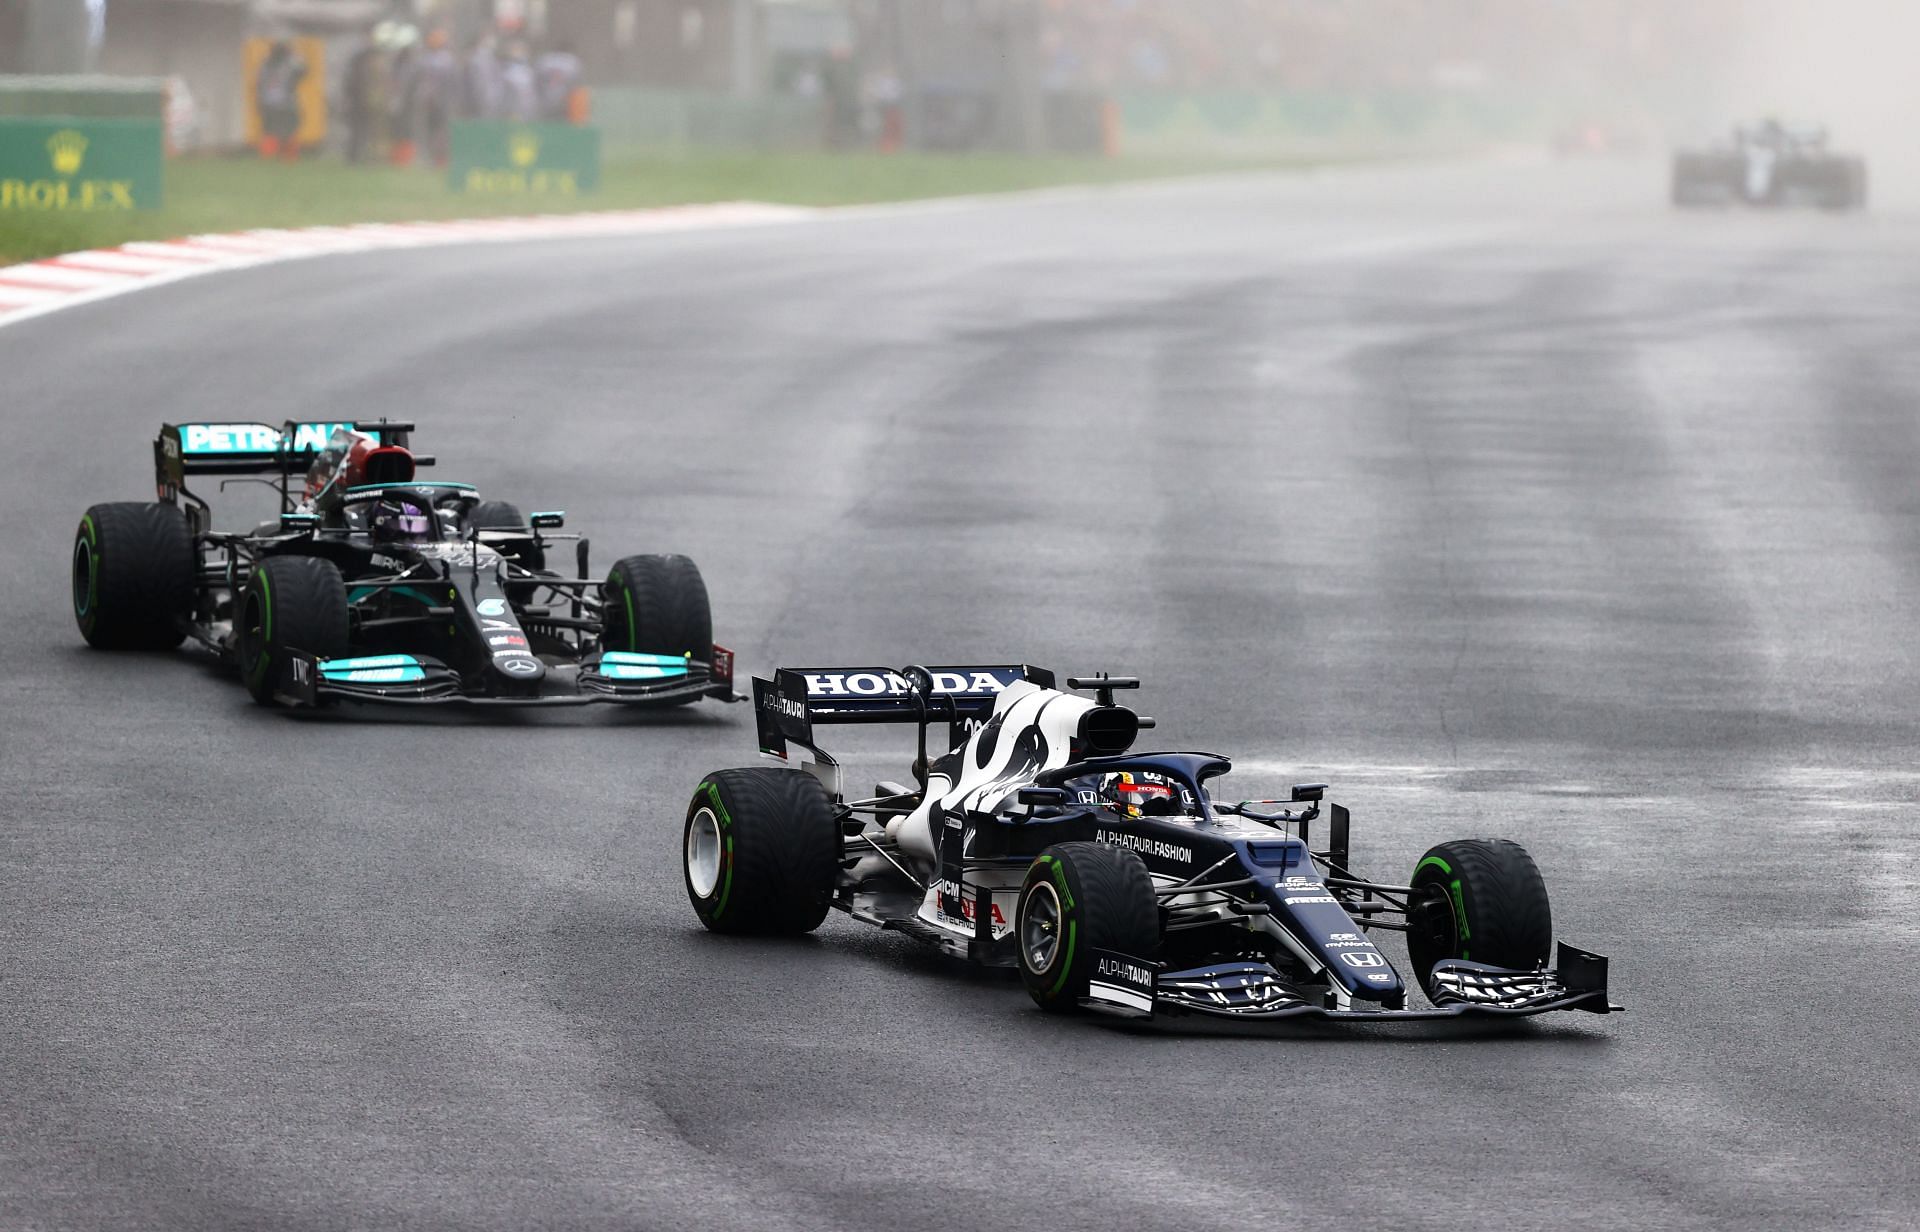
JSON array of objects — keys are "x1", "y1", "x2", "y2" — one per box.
[{"x1": 1339, "y1": 951, "x2": 1386, "y2": 969}]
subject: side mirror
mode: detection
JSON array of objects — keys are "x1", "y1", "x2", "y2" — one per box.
[
  {"x1": 1291, "y1": 783, "x2": 1327, "y2": 803},
  {"x1": 280, "y1": 512, "x2": 319, "y2": 533},
  {"x1": 1016, "y1": 786, "x2": 1072, "y2": 808},
  {"x1": 530, "y1": 511, "x2": 565, "y2": 530}
]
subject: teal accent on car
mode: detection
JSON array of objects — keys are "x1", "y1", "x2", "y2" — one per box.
[
  {"x1": 319, "y1": 654, "x2": 427, "y2": 683},
  {"x1": 348, "y1": 586, "x2": 442, "y2": 607},
  {"x1": 176, "y1": 421, "x2": 354, "y2": 455},
  {"x1": 601, "y1": 652, "x2": 690, "y2": 667},
  {"x1": 601, "y1": 665, "x2": 682, "y2": 680},
  {"x1": 599, "y1": 651, "x2": 690, "y2": 680}
]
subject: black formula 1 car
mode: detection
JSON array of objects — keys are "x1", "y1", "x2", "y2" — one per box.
[
  {"x1": 1672, "y1": 120, "x2": 1867, "y2": 210},
  {"x1": 682, "y1": 665, "x2": 1620, "y2": 1023},
  {"x1": 72, "y1": 419, "x2": 741, "y2": 709}
]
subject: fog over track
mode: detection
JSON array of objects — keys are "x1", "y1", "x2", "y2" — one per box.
[{"x1": 3, "y1": 158, "x2": 1916, "y2": 1230}]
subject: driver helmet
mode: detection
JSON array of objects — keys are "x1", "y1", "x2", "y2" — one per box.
[
  {"x1": 369, "y1": 498, "x2": 431, "y2": 544},
  {"x1": 1099, "y1": 771, "x2": 1177, "y2": 818}
]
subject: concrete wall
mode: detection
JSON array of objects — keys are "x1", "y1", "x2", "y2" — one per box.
[
  {"x1": 4, "y1": 0, "x2": 92, "y2": 73},
  {"x1": 0, "y1": 1, "x2": 31, "y2": 74},
  {"x1": 548, "y1": 0, "x2": 752, "y2": 93},
  {"x1": 99, "y1": 0, "x2": 251, "y2": 147}
]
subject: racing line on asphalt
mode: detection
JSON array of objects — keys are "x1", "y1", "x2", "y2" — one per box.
[{"x1": 2, "y1": 158, "x2": 1916, "y2": 1230}]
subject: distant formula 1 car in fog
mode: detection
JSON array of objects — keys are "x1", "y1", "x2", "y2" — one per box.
[
  {"x1": 1552, "y1": 116, "x2": 1649, "y2": 158},
  {"x1": 1672, "y1": 119, "x2": 1867, "y2": 211}
]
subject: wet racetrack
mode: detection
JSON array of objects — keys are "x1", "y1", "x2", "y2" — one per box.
[{"x1": 3, "y1": 158, "x2": 1917, "y2": 1229}]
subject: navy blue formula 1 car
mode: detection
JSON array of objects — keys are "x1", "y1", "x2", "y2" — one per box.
[
  {"x1": 71, "y1": 419, "x2": 741, "y2": 709},
  {"x1": 682, "y1": 665, "x2": 1620, "y2": 1023}
]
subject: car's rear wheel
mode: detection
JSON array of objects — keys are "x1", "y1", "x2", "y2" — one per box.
[
  {"x1": 1832, "y1": 158, "x2": 1869, "y2": 211},
  {"x1": 1016, "y1": 841, "x2": 1160, "y2": 1013},
  {"x1": 72, "y1": 502, "x2": 195, "y2": 650},
  {"x1": 470, "y1": 499, "x2": 545, "y2": 571},
  {"x1": 604, "y1": 554, "x2": 712, "y2": 661},
  {"x1": 236, "y1": 556, "x2": 350, "y2": 705},
  {"x1": 1668, "y1": 157, "x2": 1695, "y2": 208},
  {"x1": 1405, "y1": 838, "x2": 1553, "y2": 999},
  {"x1": 684, "y1": 768, "x2": 840, "y2": 935}
]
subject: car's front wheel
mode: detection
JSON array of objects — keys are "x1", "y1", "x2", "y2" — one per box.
[
  {"x1": 1016, "y1": 841, "x2": 1160, "y2": 1013},
  {"x1": 236, "y1": 556, "x2": 350, "y2": 705},
  {"x1": 604, "y1": 554, "x2": 711, "y2": 661},
  {"x1": 1405, "y1": 838, "x2": 1553, "y2": 999}
]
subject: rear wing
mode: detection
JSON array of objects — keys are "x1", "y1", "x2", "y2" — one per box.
[
  {"x1": 154, "y1": 419, "x2": 434, "y2": 511},
  {"x1": 754, "y1": 664, "x2": 1054, "y2": 760},
  {"x1": 158, "y1": 421, "x2": 354, "y2": 478}
]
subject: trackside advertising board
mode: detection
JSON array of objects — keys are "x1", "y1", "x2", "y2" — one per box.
[
  {"x1": 449, "y1": 122, "x2": 600, "y2": 196},
  {"x1": 0, "y1": 118, "x2": 163, "y2": 211}
]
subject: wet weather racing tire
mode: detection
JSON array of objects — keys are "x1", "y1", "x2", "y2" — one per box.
[
  {"x1": 72, "y1": 502, "x2": 194, "y2": 650},
  {"x1": 1016, "y1": 841, "x2": 1160, "y2": 1014},
  {"x1": 1406, "y1": 838, "x2": 1553, "y2": 998},
  {"x1": 685, "y1": 768, "x2": 840, "y2": 935},
  {"x1": 604, "y1": 554, "x2": 712, "y2": 660},
  {"x1": 236, "y1": 556, "x2": 350, "y2": 706},
  {"x1": 1830, "y1": 158, "x2": 1869, "y2": 211},
  {"x1": 470, "y1": 500, "x2": 545, "y2": 571}
]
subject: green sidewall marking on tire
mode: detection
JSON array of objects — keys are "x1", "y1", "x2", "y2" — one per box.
[
  {"x1": 1035, "y1": 858, "x2": 1078, "y2": 999},
  {"x1": 701, "y1": 782, "x2": 736, "y2": 918},
  {"x1": 1046, "y1": 920, "x2": 1078, "y2": 999},
  {"x1": 245, "y1": 571, "x2": 273, "y2": 687},
  {"x1": 603, "y1": 574, "x2": 633, "y2": 651},
  {"x1": 1049, "y1": 859, "x2": 1074, "y2": 910},
  {"x1": 1415, "y1": 855, "x2": 1470, "y2": 959}
]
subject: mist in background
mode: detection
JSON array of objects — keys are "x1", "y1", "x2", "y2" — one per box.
[
  {"x1": 3, "y1": 0, "x2": 1918, "y2": 195},
  {"x1": 1716, "y1": 0, "x2": 1920, "y2": 199}
]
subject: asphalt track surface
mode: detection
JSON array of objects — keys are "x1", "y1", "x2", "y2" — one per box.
[{"x1": 4, "y1": 159, "x2": 1918, "y2": 1231}]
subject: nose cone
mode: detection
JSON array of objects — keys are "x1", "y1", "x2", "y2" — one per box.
[{"x1": 491, "y1": 654, "x2": 547, "y2": 695}]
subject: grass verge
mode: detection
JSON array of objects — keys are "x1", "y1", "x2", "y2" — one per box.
[{"x1": 0, "y1": 149, "x2": 1332, "y2": 265}]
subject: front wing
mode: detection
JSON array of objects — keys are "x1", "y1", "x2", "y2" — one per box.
[
  {"x1": 1082, "y1": 942, "x2": 1620, "y2": 1023},
  {"x1": 278, "y1": 650, "x2": 746, "y2": 708}
]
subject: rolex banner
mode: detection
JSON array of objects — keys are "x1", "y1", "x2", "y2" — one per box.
[
  {"x1": 0, "y1": 119, "x2": 164, "y2": 212},
  {"x1": 449, "y1": 122, "x2": 600, "y2": 196}
]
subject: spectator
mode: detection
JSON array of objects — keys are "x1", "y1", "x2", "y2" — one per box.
[
  {"x1": 823, "y1": 47, "x2": 861, "y2": 148},
  {"x1": 500, "y1": 40, "x2": 539, "y2": 123},
  {"x1": 414, "y1": 28, "x2": 460, "y2": 166},
  {"x1": 386, "y1": 26, "x2": 421, "y2": 165},
  {"x1": 255, "y1": 40, "x2": 308, "y2": 161},
  {"x1": 464, "y1": 33, "x2": 502, "y2": 119},
  {"x1": 535, "y1": 40, "x2": 584, "y2": 123},
  {"x1": 342, "y1": 32, "x2": 384, "y2": 163}
]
